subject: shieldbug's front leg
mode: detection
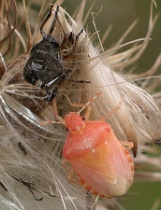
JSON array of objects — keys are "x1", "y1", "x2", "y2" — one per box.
[
  {"x1": 40, "y1": 98, "x2": 65, "y2": 126},
  {"x1": 43, "y1": 87, "x2": 58, "y2": 102},
  {"x1": 64, "y1": 94, "x2": 91, "y2": 121},
  {"x1": 51, "y1": 98, "x2": 65, "y2": 124},
  {"x1": 40, "y1": 4, "x2": 54, "y2": 36},
  {"x1": 72, "y1": 29, "x2": 84, "y2": 52},
  {"x1": 40, "y1": 4, "x2": 60, "y2": 37}
]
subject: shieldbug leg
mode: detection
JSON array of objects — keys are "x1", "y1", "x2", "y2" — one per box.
[
  {"x1": 48, "y1": 5, "x2": 61, "y2": 35},
  {"x1": 64, "y1": 94, "x2": 92, "y2": 121},
  {"x1": 73, "y1": 29, "x2": 83, "y2": 52},
  {"x1": 52, "y1": 98, "x2": 64, "y2": 123},
  {"x1": 53, "y1": 5, "x2": 67, "y2": 36},
  {"x1": 53, "y1": 6, "x2": 72, "y2": 50},
  {"x1": 64, "y1": 92, "x2": 102, "y2": 120},
  {"x1": 40, "y1": 98, "x2": 65, "y2": 126},
  {"x1": 64, "y1": 94, "x2": 86, "y2": 108},
  {"x1": 43, "y1": 87, "x2": 58, "y2": 102},
  {"x1": 39, "y1": 4, "x2": 60, "y2": 36},
  {"x1": 72, "y1": 29, "x2": 84, "y2": 52},
  {"x1": 66, "y1": 77, "x2": 91, "y2": 84},
  {"x1": 40, "y1": 4, "x2": 54, "y2": 37}
]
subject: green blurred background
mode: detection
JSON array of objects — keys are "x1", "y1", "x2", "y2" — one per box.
[
  {"x1": 62, "y1": 0, "x2": 161, "y2": 74},
  {"x1": 62, "y1": 1, "x2": 161, "y2": 209}
]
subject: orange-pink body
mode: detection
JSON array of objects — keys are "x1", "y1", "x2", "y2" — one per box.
[{"x1": 63, "y1": 112, "x2": 134, "y2": 197}]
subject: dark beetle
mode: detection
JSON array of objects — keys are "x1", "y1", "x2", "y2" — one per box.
[{"x1": 24, "y1": 5, "x2": 70, "y2": 102}]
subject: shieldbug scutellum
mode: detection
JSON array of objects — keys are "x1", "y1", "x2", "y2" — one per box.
[
  {"x1": 44, "y1": 93, "x2": 134, "y2": 198},
  {"x1": 23, "y1": 5, "x2": 89, "y2": 102}
]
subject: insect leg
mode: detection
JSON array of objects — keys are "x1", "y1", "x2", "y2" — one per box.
[
  {"x1": 64, "y1": 92, "x2": 102, "y2": 111},
  {"x1": 64, "y1": 94, "x2": 86, "y2": 108},
  {"x1": 66, "y1": 78, "x2": 91, "y2": 84},
  {"x1": 43, "y1": 87, "x2": 58, "y2": 102},
  {"x1": 72, "y1": 29, "x2": 84, "y2": 52},
  {"x1": 52, "y1": 5, "x2": 71, "y2": 49},
  {"x1": 48, "y1": 5, "x2": 60, "y2": 35},
  {"x1": 52, "y1": 98, "x2": 65, "y2": 124},
  {"x1": 75, "y1": 29, "x2": 84, "y2": 42},
  {"x1": 40, "y1": 4, "x2": 54, "y2": 37},
  {"x1": 65, "y1": 92, "x2": 102, "y2": 120},
  {"x1": 53, "y1": 6, "x2": 68, "y2": 36},
  {"x1": 64, "y1": 94, "x2": 92, "y2": 120},
  {"x1": 40, "y1": 98, "x2": 65, "y2": 126}
]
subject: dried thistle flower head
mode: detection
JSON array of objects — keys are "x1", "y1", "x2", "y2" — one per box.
[{"x1": 0, "y1": 0, "x2": 161, "y2": 210}]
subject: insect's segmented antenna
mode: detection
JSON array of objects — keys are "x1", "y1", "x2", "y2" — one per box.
[
  {"x1": 100, "y1": 96, "x2": 123, "y2": 121},
  {"x1": 78, "y1": 92, "x2": 102, "y2": 114}
]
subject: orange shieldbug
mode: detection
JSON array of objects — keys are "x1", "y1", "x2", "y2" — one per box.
[{"x1": 44, "y1": 93, "x2": 134, "y2": 197}]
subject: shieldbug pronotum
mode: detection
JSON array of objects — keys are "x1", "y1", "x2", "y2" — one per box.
[
  {"x1": 23, "y1": 5, "x2": 89, "y2": 102},
  {"x1": 43, "y1": 93, "x2": 134, "y2": 197}
]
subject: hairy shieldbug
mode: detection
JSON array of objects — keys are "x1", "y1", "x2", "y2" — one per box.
[
  {"x1": 23, "y1": 5, "x2": 89, "y2": 102},
  {"x1": 23, "y1": 5, "x2": 64, "y2": 102},
  {"x1": 43, "y1": 93, "x2": 134, "y2": 198}
]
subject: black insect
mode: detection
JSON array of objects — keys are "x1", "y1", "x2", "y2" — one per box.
[
  {"x1": 23, "y1": 5, "x2": 64, "y2": 102},
  {"x1": 23, "y1": 5, "x2": 89, "y2": 102}
]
